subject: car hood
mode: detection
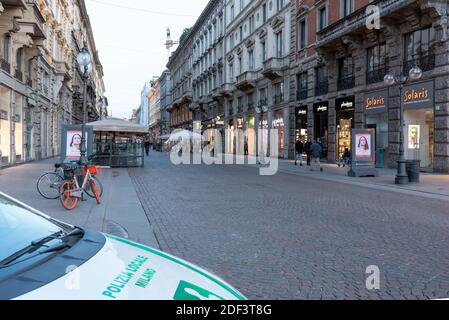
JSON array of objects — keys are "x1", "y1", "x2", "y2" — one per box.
[{"x1": 16, "y1": 234, "x2": 245, "y2": 300}]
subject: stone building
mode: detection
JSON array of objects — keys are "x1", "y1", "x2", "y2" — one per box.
[
  {"x1": 148, "y1": 77, "x2": 161, "y2": 146},
  {"x1": 0, "y1": 0, "x2": 106, "y2": 167},
  {"x1": 167, "y1": 28, "x2": 193, "y2": 132},
  {"x1": 289, "y1": 0, "x2": 449, "y2": 172},
  {"x1": 159, "y1": 70, "x2": 171, "y2": 137},
  {"x1": 190, "y1": 0, "x2": 226, "y2": 147},
  {"x1": 224, "y1": 0, "x2": 292, "y2": 158}
]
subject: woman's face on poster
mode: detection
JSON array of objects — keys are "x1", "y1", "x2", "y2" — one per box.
[
  {"x1": 360, "y1": 137, "x2": 368, "y2": 148},
  {"x1": 73, "y1": 134, "x2": 82, "y2": 147}
]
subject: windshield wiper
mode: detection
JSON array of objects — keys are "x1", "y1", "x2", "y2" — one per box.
[{"x1": 0, "y1": 227, "x2": 84, "y2": 268}]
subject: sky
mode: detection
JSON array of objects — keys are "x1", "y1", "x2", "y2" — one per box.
[{"x1": 84, "y1": 0, "x2": 209, "y2": 119}]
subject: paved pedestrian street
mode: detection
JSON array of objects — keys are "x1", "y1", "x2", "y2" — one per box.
[
  {"x1": 128, "y1": 152, "x2": 449, "y2": 300},
  {"x1": 2, "y1": 153, "x2": 449, "y2": 300}
]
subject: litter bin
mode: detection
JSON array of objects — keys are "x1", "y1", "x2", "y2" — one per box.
[{"x1": 406, "y1": 160, "x2": 421, "y2": 183}]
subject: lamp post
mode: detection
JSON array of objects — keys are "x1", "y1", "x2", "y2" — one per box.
[
  {"x1": 255, "y1": 104, "x2": 269, "y2": 165},
  {"x1": 384, "y1": 64, "x2": 423, "y2": 185},
  {"x1": 76, "y1": 43, "x2": 93, "y2": 165}
]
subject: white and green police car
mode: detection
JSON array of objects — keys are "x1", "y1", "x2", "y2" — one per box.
[{"x1": 0, "y1": 193, "x2": 246, "y2": 300}]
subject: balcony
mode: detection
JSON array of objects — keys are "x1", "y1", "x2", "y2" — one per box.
[
  {"x1": 337, "y1": 76, "x2": 355, "y2": 91},
  {"x1": 296, "y1": 89, "x2": 308, "y2": 101},
  {"x1": 404, "y1": 54, "x2": 435, "y2": 73},
  {"x1": 262, "y1": 57, "x2": 287, "y2": 80},
  {"x1": 235, "y1": 71, "x2": 257, "y2": 91},
  {"x1": 366, "y1": 67, "x2": 387, "y2": 85},
  {"x1": 14, "y1": 69, "x2": 23, "y2": 82},
  {"x1": 316, "y1": 0, "x2": 415, "y2": 48},
  {"x1": 315, "y1": 80, "x2": 329, "y2": 96},
  {"x1": 219, "y1": 83, "x2": 235, "y2": 97},
  {"x1": 1, "y1": 59, "x2": 11, "y2": 74}
]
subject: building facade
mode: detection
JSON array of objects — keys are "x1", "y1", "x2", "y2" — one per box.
[
  {"x1": 138, "y1": 81, "x2": 151, "y2": 126},
  {"x1": 190, "y1": 0, "x2": 226, "y2": 148},
  {"x1": 0, "y1": 0, "x2": 106, "y2": 167},
  {"x1": 290, "y1": 0, "x2": 449, "y2": 172},
  {"x1": 224, "y1": 0, "x2": 291, "y2": 158},
  {"x1": 167, "y1": 0, "x2": 449, "y2": 173},
  {"x1": 167, "y1": 29, "x2": 193, "y2": 132},
  {"x1": 159, "y1": 69, "x2": 171, "y2": 138},
  {"x1": 148, "y1": 78, "x2": 161, "y2": 146}
]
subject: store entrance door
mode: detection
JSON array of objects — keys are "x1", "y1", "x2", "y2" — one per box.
[
  {"x1": 404, "y1": 109, "x2": 434, "y2": 169},
  {"x1": 337, "y1": 115, "x2": 354, "y2": 160}
]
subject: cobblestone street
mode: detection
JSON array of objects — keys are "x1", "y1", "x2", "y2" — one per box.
[{"x1": 129, "y1": 152, "x2": 449, "y2": 300}]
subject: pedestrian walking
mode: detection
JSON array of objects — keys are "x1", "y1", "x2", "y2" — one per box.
[
  {"x1": 144, "y1": 139, "x2": 151, "y2": 156},
  {"x1": 295, "y1": 140, "x2": 304, "y2": 166},
  {"x1": 304, "y1": 139, "x2": 312, "y2": 166},
  {"x1": 310, "y1": 140, "x2": 323, "y2": 172}
]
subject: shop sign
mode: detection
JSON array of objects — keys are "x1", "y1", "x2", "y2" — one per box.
[
  {"x1": 336, "y1": 96, "x2": 355, "y2": 112},
  {"x1": 365, "y1": 89, "x2": 388, "y2": 114},
  {"x1": 296, "y1": 106, "x2": 307, "y2": 117},
  {"x1": 402, "y1": 80, "x2": 434, "y2": 110},
  {"x1": 272, "y1": 118, "x2": 284, "y2": 128},
  {"x1": 348, "y1": 128, "x2": 378, "y2": 178},
  {"x1": 313, "y1": 102, "x2": 328, "y2": 113},
  {"x1": 0, "y1": 110, "x2": 8, "y2": 120}
]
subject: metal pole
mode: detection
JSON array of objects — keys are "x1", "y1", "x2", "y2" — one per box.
[
  {"x1": 80, "y1": 67, "x2": 88, "y2": 165},
  {"x1": 396, "y1": 82, "x2": 408, "y2": 184}
]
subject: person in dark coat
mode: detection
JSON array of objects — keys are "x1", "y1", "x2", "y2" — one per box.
[
  {"x1": 310, "y1": 140, "x2": 323, "y2": 172},
  {"x1": 304, "y1": 139, "x2": 313, "y2": 166},
  {"x1": 295, "y1": 140, "x2": 304, "y2": 166},
  {"x1": 144, "y1": 139, "x2": 151, "y2": 156}
]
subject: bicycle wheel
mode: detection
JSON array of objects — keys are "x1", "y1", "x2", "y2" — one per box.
[
  {"x1": 85, "y1": 176, "x2": 104, "y2": 198},
  {"x1": 89, "y1": 179, "x2": 101, "y2": 205},
  {"x1": 37, "y1": 173, "x2": 64, "y2": 200},
  {"x1": 60, "y1": 181, "x2": 79, "y2": 210}
]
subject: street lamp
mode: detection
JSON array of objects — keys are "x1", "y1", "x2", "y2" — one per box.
[
  {"x1": 384, "y1": 64, "x2": 422, "y2": 185},
  {"x1": 255, "y1": 104, "x2": 269, "y2": 165},
  {"x1": 76, "y1": 43, "x2": 93, "y2": 165}
]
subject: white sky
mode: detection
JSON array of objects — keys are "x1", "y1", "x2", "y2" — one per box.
[{"x1": 85, "y1": 0, "x2": 209, "y2": 119}]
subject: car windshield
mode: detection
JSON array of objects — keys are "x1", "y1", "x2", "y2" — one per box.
[{"x1": 0, "y1": 195, "x2": 63, "y2": 262}]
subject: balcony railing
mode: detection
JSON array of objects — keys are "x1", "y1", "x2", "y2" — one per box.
[
  {"x1": 337, "y1": 76, "x2": 355, "y2": 91},
  {"x1": 1, "y1": 59, "x2": 11, "y2": 73},
  {"x1": 297, "y1": 88, "x2": 308, "y2": 101},
  {"x1": 316, "y1": 0, "x2": 415, "y2": 47},
  {"x1": 315, "y1": 80, "x2": 329, "y2": 96},
  {"x1": 273, "y1": 94, "x2": 284, "y2": 105},
  {"x1": 403, "y1": 54, "x2": 435, "y2": 73},
  {"x1": 236, "y1": 71, "x2": 257, "y2": 84},
  {"x1": 14, "y1": 69, "x2": 23, "y2": 82},
  {"x1": 366, "y1": 67, "x2": 387, "y2": 85}
]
